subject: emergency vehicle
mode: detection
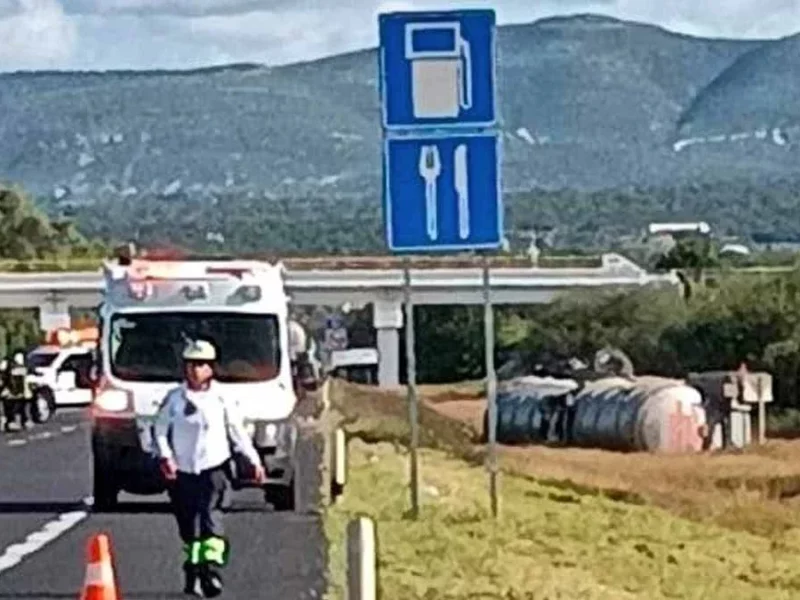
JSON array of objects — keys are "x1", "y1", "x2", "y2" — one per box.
[
  {"x1": 25, "y1": 327, "x2": 98, "y2": 422},
  {"x1": 91, "y1": 255, "x2": 312, "y2": 511}
]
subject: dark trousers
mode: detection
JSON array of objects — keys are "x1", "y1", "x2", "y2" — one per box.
[
  {"x1": 169, "y1": 462, "x2": 229, "y2": 567},
  {"x1": 2, "y1": 399, "x2": 29, "y2": 430}
]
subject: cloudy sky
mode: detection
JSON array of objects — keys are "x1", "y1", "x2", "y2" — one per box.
[{"x1": 1, "y1": 0, "x2": 799, "y2": 71}]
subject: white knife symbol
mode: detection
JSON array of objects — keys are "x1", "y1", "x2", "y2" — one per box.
[
  {"x1": 454, "y1": 144, "x2": 469, "y2": 240},
  {"x1": 418, "y1": 145, "x2": 441, "y2": 241}
]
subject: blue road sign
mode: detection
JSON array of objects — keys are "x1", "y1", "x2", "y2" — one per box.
[
  {"x1": 383, "y1": 132, "x2": 502, "y2": 252},
  {"x1": 379, "y1": 9, "x2": 496, "y2": 130}
]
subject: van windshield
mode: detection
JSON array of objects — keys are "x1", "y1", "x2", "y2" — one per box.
[
  {"x1": 109, "y1": 312, "x2": 281, "y2": 383},
  {"x1": 27, "y1": 351, "x2": 59, "y2": 369}
]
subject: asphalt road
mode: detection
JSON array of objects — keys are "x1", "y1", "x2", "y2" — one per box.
[{"x1": 0, "y1": 409, "x2": 328, "y2": 599}]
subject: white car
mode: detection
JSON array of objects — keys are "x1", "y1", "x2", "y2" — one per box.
[{"x1": 25, "y1": 344, "x2": 95, "y2": 421}]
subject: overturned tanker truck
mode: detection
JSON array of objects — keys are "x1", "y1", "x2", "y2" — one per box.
[
  {"x1": 488, "y1": 374, "x2": 707, "y2": 454},
  {"x1": 486, "y1": 346, "x2": 724, "y2": 454},
  {"x1": 487, "y1": 347, "x2": 774, "y2": 453}
]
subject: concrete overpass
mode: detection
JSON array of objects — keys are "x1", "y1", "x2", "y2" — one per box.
[{"x1": 0, "y1": 253, "x2": 678, "y2": 387}]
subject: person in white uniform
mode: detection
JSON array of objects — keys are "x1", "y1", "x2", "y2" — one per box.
[{"x1": 154, "y1": 339, "x2": 265, "y2": 598}]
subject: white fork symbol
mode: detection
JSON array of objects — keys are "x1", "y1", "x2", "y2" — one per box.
[{"x1": 418, "y1": 145, "x2": 442, "y2": 241}]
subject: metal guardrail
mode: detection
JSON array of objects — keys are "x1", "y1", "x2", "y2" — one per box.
[{"x1": 0, "y1": 259, "x2": 676, "y2": 295}]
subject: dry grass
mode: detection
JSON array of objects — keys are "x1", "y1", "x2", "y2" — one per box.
[
  {"x1": 329, "y1": 379, "x2": 800, "y2": 538},
  {"x1": 329, "y1": 379, "x2": 482, "y2": 460},
  {"x1": 498, "y1": 444, "x2": 800, "y2": 537},
  {"x1": 324, "y1": 439, "x2": 800, "y2": 600},
  {"x1": 417, "y1": 380, "x2": 485, "y2": 403},
  {"x1": 324, "y1": 379, "x2": 800, "y2": 599}
]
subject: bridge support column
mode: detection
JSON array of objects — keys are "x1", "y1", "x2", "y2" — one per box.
[
  {"x1": 38, "y1": 295, "x2": 71, "y2": 332},
  {"x1": 373, "y1": 298, "x2": 402, "y2": 388}
]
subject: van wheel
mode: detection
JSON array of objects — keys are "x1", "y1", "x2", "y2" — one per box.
[
  {"x1": 92, "y1": 458, "x2": 120, "y2": 512},
  {"x1": 31, "y1": 390, "x2": 55, "y2": 424},
  {"x1": 93, "y1": 478, "x2": 119, "y2": 512}
]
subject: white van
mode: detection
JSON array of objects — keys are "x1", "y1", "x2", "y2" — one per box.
[{"x1": 90, "y1": 257, "x2": 309, "y2": 511}]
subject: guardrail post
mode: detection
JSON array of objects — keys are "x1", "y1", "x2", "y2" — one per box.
[
  {"x1": 757, "y1": 396, "x2": 766, "y2": 445},
  {"x1": 317, "y1": 377, "x2": 334, "y2": 507},
  {"x1": 346, "y1": 517, "x2": 376, "y2": 600},
  {"x1": 331, "y1": 427, "x2": 347, "y2": 502}
]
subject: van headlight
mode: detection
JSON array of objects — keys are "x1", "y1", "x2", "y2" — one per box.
[{"x1": 94, "y1": 389, "x2": 130, "y2": 412}]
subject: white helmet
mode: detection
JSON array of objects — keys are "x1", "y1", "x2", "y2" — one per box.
[
  {"x1": 182, "y1": 340, "x2": 217, "y2": 362},
  {"x1": 13, "y1": 353, "x2": 24, "y2": 366}
]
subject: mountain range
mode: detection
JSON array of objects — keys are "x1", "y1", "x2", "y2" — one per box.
[{"x1": 1, "y1": 13, "x2": 799, "y2": 250}]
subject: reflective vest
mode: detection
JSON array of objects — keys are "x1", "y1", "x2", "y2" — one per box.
[{"x1": 8, "y1": 366, "x2": 30, "y2": 399}]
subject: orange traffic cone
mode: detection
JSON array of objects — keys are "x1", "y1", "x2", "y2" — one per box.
[{"x1": 80, "y1": 533, "x2": 119, "y2": 600}]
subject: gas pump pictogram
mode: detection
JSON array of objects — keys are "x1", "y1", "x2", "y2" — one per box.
[{"x1": 404, "y1": 21, "x2": 473, "y2": 119}]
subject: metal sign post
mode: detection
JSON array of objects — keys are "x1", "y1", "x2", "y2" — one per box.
[
  {"x1": 379, "y1": 8, "x2": 500, "y2": 520},
  {"x1": 404, "y1": 260, "x2": 420, "y2": 518},
  {"x1": 482, "y1": 255, "x2": 499, "y2": 517}
]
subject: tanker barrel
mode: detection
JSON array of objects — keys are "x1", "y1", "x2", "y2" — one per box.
[
  {"x1": 495, "y1": 377, "x2": 579, "y2": 446},
  {"x1": 570, "y1": 376, "x2": 706, "y2": 453},
  {"x1": 495, "y1": 391, "x2": 523, "y2": 444}
]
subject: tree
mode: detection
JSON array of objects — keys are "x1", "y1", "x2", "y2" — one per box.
[
  {"x1": 654, "y1": 236, "x2": 720, "y2": 283},
  {"x1": 411, "y1": 306, "x2": 486, "y2": 383},
  {"x1": 0, "y1": 186, "x2": 107, "y2": 263},
  {"x1": 0, "y1": 185, "x2": 108, "y2": 356}
]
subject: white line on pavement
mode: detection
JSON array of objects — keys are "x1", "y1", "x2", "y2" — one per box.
[
  {"x1": 3, "y1": 420, "x2": 85, "y2": 447},
  {"x1": 0, "y1": 498, "x2": 91, "y2": 575}
]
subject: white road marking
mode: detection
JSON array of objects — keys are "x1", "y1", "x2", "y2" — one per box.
[
  {"x1": 0, "y1": 499, "x2": 91, "y2": 574},
  {"x1": 0, "y1": 419, "x2": 92, "y2": 569},
  {"x1": 3, "y1": 422, "x2": 83, "y2": 447}
]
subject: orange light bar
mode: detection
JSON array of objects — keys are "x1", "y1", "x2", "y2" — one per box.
[
  {"x1": 124, "y1": 260, "x2": 258, "y2": 282},
  {"x1": 46, "y1": 327, "x2": 99, "y2": 347},
  {"x1": 126, "y1": 260, "x2": 202, "y2": 281}
]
